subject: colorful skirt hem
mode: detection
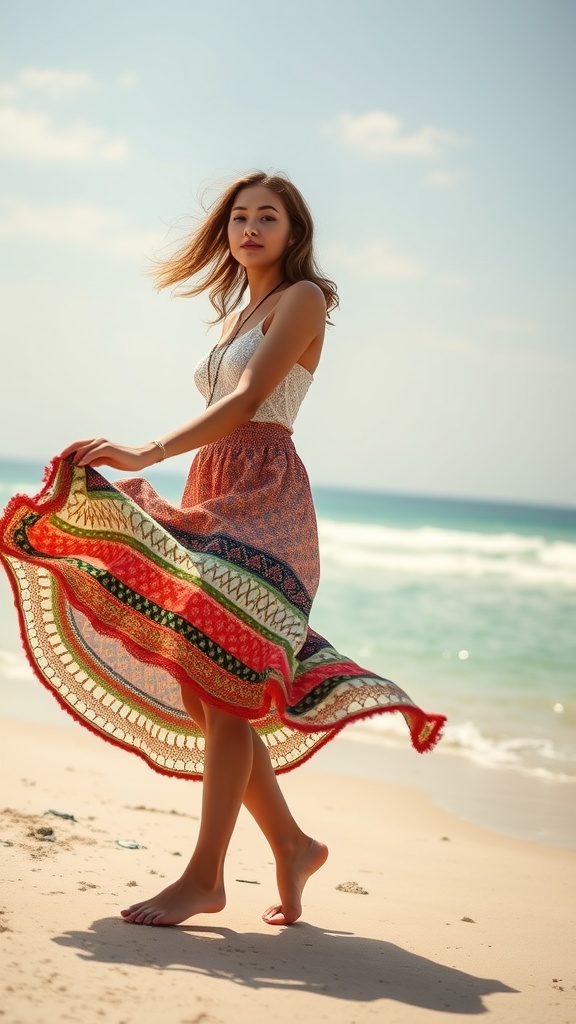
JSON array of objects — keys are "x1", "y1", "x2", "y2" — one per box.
[{"x1": 0, "y1": 427, "x2": 446, "y2": 778}]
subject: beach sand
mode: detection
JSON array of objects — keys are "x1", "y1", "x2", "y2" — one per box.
[{"x1": 1, "y1": 717, "x2": 574, "y2": 1024}]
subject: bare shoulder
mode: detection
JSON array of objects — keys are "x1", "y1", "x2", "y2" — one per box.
[
  {"x1": 278, "y1": 280, "x2": 327, "y2": 320},
  {"x1": 283, "y1": 279, "x2": 326, "y2": 304}
]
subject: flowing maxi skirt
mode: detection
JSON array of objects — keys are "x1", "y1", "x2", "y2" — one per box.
[{"x1": 0, "y1": 423, "x2": 445, "y2": 777}]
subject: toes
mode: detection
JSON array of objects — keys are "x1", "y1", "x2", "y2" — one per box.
[
  {"x1": 135, "y1": 908, "x2": 156, "y2": 925},
  {"x1": 263, "y1": 912, "x2": 287, "y2": 926},
  {"x1": 121, "y1": 901, "x2": 146, "y2": 916},
  {"x1": 262, "y1": 904, "x2": 298, "y2": 927},
  {"x1": 142, "y1": 910, "x2": 169, "y2": 926},
  {"x1": 120, "y1": 910, "x2": 141, "y2": 923},
  {"x1": 122, "y1": 904, "x2": 172, "y2": 926},
  {"x1": 122, "y1": 904, "x2": 154, "y2": 924}
]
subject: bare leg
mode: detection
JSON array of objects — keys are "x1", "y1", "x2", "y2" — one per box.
[
  {"x1": 180, "y1": 688, "x2": 328, "y2": 926},
  {"x1": 121, "y1": 703, "x2": 254, "y2": 925}
]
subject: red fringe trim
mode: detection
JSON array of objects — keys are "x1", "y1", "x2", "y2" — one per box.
[{"x1": 1, "y1": 455, "x2": 447, "y2": 779}]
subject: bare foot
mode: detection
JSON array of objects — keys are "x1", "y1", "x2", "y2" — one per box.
[
  {"x1": 120, "y1": 876, "x2": 226, "y2": 926},
  {"x1": 262, "y1": 837, "x2": 328, "y2": 926}
]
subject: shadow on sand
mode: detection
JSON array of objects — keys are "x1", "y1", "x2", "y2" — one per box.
[{"x1": 53, "y1": 916, "x2": 517, "y2": 1014}]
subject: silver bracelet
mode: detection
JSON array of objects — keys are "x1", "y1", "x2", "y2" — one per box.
[{"x1": 151, "y1": 440, "x2": 167, "y2": 462}]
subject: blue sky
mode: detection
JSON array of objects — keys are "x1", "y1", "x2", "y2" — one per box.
[{"x1": 1, "y1": 0, "x2": 575, "y2": 506}]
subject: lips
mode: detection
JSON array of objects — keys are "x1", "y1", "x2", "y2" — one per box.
[{"x1": 241, "y1": 242, "x2": 263, "y2": 249}]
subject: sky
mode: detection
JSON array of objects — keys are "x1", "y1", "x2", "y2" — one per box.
[{"x1": 1, "y1": 0, "x2": 575, "y2": 507}]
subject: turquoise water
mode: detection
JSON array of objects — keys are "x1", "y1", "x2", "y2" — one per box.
[
  {"x1": 1, "y1": 457, "x2": 575, "y2": 782},
  {"x1": 312, "y1": 486, "x2": 576, "y2": 780}
]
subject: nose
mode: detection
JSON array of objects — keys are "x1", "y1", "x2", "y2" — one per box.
[{"x1": 244, "y1": 222, "x2": 259, "y2": 237}]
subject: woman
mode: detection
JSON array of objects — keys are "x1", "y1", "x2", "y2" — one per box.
[{"x1": 0, "y1": 171, "x2": 445, "y2": 927}]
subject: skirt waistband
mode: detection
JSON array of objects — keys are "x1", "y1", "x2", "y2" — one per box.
[{"x1": 204, "y1": 421, "x2": 294, "y2": 451}]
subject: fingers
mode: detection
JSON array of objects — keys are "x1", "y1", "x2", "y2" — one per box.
[
  {"x1": 59, "y1": 438, "x2": 149, "y2": 473},
  {"x1": 76, "y1": 441, "x2": 109, "y2": 467},
  {"x1": 59, "y1": 438, "x2": 104, "y2": 460},
  {"x1": 59, "y1": 438, "x2": 113, "y2": 467}
]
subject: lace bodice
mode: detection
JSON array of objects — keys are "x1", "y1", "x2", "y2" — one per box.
[{"x1": 194, "y1": 322, "x2": 313, "y2": 432}]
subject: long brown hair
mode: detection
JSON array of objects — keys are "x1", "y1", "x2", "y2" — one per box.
[{"x1": 152, "y1": 170, "x2": 339, "y2": 322}]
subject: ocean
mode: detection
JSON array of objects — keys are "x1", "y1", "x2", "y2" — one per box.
[{"x1": 1, "y1": 456, "x2": 575, "y2": 787}]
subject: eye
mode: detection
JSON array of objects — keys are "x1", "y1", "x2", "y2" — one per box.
[{"x1": 232, "y1": 215, "x2": 246, "y2": 221}]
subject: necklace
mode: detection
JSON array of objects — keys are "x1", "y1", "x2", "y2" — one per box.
[{"x1": 206, "y1": 279, "x2": 286, "y2": 407}]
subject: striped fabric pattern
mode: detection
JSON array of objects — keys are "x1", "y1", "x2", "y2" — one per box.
[{"x1": 0, "y1": 427, "x2": 445, "y2": 777}]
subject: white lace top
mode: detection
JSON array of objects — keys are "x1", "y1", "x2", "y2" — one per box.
[{"x1": 194, "y1": 322, "x2": 313, "y2": 432}]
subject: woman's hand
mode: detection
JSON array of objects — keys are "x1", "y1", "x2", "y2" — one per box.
[{"x1": 59, "y1": 438, "x2": 159, "y2": 471}]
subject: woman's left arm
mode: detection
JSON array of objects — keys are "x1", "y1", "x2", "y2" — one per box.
[
  {"x1": 63, "y1": 282, "x2": 326, "y2": 469},
  {"x1": 154, "y1": 280, "x2": 326, "y2": 452}
]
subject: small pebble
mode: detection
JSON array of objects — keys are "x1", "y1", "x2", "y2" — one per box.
[{"x1": 32, "y1": 827, "x2": 56, "y2": 842}]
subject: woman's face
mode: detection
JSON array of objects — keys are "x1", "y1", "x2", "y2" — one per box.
[{"x1": 228, "y1": 184, "x2": 294, "y2": 271}]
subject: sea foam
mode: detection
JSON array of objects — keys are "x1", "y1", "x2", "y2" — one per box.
[
  {"x1": 347, "y1": 714, "x2": 576, "y2": 782},
  {"x1": 317, "y1": 519, "x2": 576, "y2": 588}
]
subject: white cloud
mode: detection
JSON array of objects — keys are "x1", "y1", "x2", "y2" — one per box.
[
  {"x1": 324, "y1": 110, "x2": 469, "y2": 159},
  {"x1": 440, "y1": 331, "x2": 562, "y2": 371},
  {"x1": 0, "y1": 197, "x2": 161, "y2": 259},
  {"x1": 17, "y1": 67, "x2": 93, "y2": 96},
  {"x1": 486, "y1": 316, "x2": 537, "y2": 335},
  {"x1": 0, "y1": 82, "x2": 17, "y2": 100},
  {"x1": 324, "y1": 241, "x2": 422, "y2": 280},
  {"x1": 0, "y1": 67, "x2": 94, "y2": 99},
  {"x1": 424, "y1": 169, "x2": 464, "y2": 188},
  {"x1": 436, "y1": 274, "x2": 472, "y2": 290},
  {"x1": 0, "y1": 106, "x2": 128, "y2": 161},
  {"x1": 0, "y1": 66, "x2": 137, "y2": 97},
  {"x1": 118, "y1": 72, "x2": 138, "y2": 88}
]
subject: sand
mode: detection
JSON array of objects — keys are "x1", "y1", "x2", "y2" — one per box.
[{"x1": 1, "y1": 717, "x2": 575, "y2": 1024}]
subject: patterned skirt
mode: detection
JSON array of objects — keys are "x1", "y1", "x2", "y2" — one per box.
[{"x1": 0, "y1": 422, "x2": 445, "y2": 777}]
